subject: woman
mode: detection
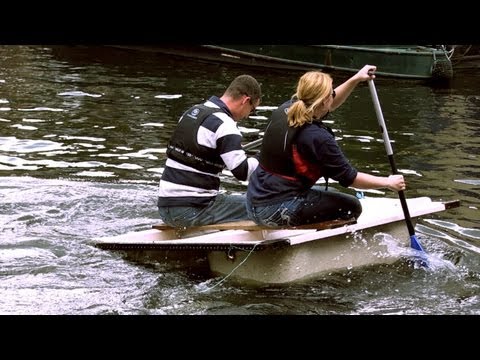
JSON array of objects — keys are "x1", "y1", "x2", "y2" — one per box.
[{"x1": 246, "y1": 65, "x2": 406, "y2": 227}]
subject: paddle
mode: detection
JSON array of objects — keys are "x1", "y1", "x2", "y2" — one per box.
[
  {"x1": 367, "y1": 76, "x2": 428, "y2": 265},
  {"x1": 242, "y1": 137, "x2": 263, "y2": 151}
]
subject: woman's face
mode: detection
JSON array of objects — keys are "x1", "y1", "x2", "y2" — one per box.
[{"x1": 313, "y1": 89, "x2": 335, "y2": 119}]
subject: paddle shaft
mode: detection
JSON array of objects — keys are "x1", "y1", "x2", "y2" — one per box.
[
  {"x1": 242, "y1": 137, "x2": 263, "y2": 151},
  {"x1": 367, "y1": 79, "x2": 416, "y2": 237}
]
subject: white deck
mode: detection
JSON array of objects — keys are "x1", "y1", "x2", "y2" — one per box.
[{"x1": 95, "y1": 197, "x2": 448, "y2": 247}]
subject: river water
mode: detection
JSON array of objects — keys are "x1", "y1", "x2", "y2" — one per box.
[{"x1": 1, "y1": 45, "x2": 479, "y2": 315}]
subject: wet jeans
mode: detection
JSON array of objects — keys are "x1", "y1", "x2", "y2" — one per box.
[
  {"x1": 246, "y1": 188, "x2": 362, "y2": 227},
  {"x1": 158, "y1": 193, "x2": 250, "y2": 228}
]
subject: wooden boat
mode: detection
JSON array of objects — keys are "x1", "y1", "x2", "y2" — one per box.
[
  {"x1": 94, "y1": 196, "x2": 459, "y2": 284},
  {"x1": 110, "y1": 45, "x2": 454, "y2": 83}
]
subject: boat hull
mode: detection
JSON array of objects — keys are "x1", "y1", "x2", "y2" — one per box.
[
  {"x1": 208, "y1": 220, "x2": 410, "y2": 284},
  {"x1": 110, "y1": 45, "x2": 453, "y2": 83},
  {"x1": 206, "y1": 45, "x2": 453, "y2": 81}
]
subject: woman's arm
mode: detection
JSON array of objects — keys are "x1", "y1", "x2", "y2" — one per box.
[
  {"x1": 351, "y1": 172, "x2": 406, "y2": 192},
  {"x1": 331, "y1": 64, "x2": 377, "y2": 111}
]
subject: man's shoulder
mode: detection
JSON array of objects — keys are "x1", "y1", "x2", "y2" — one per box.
[{"x1": 279, "y1": 99, "x2": 294, "y2": 110}]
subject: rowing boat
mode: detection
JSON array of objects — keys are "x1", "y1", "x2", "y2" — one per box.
[{"x1": 94, "y1": 196, "x2": 459, "y2": 284}]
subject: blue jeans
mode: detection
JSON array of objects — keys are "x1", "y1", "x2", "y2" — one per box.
[
  {"x1": 246, "y1": 188, "x2": 362, "y2": 227},
  {"x1": 158, "y1": 193, "x2": 249, "y2": 228}
]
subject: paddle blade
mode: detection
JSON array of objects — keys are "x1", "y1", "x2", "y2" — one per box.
[
  {"x1": 410, "y1": 235, "x2": 424, "y2": 252},
  {"x1": 410, "y1": 235, "x2": 429, "y2": 268}
]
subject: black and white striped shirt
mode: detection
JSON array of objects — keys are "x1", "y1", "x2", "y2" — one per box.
[{"x1": 158, "y1": 96, "x2": 258, "y2": 207}]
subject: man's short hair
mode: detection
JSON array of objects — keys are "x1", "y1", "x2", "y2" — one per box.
[{"x1": 225, "y1": 74, "x2": 261, "y2": 104}]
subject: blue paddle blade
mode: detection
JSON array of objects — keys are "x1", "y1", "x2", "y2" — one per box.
[
  {"x1": 410, "y1": 235, "x2": 424, "y2": 252},
  {"x1": 410, "y1": 235, "x2": 429, "y2": 268}
]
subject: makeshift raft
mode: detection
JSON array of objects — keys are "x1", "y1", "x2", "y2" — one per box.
[{"x1": 94, "y1": 196, "x2": 459, "y2": 284}]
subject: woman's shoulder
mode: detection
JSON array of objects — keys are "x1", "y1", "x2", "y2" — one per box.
[
  {"x1": 304, "y1": 121, "x2": 333, "y2": 134},
  {"x1": 299, "y1": 122, "x2": 335, "y2": 145}
]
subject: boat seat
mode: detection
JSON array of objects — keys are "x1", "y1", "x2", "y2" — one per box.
[{"x1": 152, "y1": 218, "x2": 356, "y2": 232}]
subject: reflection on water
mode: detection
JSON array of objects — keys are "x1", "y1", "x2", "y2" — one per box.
[{"x1": 1, "y1": 45, "x2": 479, "y2": 314}]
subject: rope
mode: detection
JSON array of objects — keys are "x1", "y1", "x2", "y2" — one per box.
[
  {"x1": 198, "y1": 243, "x2": 259, "y2": 292},
  {"x1": 440, "y1": 45, "x2": 455, "y2": 61}
]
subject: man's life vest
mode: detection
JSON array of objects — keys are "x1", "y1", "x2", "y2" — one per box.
[{"x1": 166, "y1": 104, "x2": 225, "y2": 174}]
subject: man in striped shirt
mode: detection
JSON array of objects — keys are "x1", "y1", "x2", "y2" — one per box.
[{"x1": 158, "y1": 74, "x2": 261, "y2": 228}]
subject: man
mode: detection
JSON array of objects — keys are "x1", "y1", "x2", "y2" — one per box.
[{"x1": 158, "y1": 74, "x2": 261, "y2": 228}]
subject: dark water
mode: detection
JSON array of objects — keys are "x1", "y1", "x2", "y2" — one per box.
[{"x1": 1, "y1": 45, "x2": 479, "y2": 315}]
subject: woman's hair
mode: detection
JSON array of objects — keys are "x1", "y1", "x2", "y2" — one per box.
[{"x1": 287, "y1": 71, "x2": 333, "y2": 127}]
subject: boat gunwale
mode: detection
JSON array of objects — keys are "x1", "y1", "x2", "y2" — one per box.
[{"x1": 312, "y1": 44, "x2": 448, "y2": 56}]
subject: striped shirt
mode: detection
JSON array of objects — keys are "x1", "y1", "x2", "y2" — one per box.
[{"x1": 158, "y1": 96, "x2": 258, "y2": 207}]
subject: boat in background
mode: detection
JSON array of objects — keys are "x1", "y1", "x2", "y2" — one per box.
[
  {"x1": 94, "y1": 196, "x2": 459, "y2": 284},
  {"x1": 111, "y1": 45, "x2": 454, "y2": 84},
  {"x1": 451, "y1": 45, "x2": 480, "y2": 71}
]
